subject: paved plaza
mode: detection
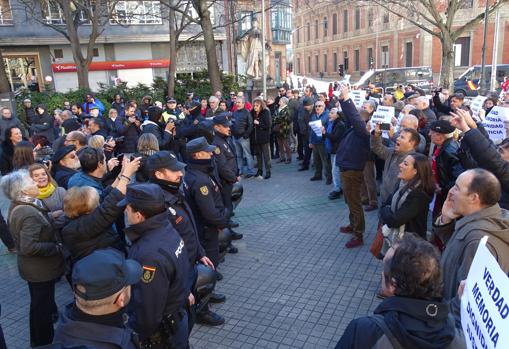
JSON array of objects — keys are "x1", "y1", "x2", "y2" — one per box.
[{"x1": 0, "y1": 160, "x2": 382, "y2": 349}]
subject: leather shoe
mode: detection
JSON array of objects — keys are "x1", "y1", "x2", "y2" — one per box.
[
  {"x1": 216, "y1": 271, "x2": 223, "y2": 281},
  {"x1": 298, "y1": 166, "x2": 308, "y2": 171},
  {"x1": 196, "y1": 310, "x2": 225, "y2": 326},
  {"x1": 231, "y1": 230, "x2": 243, "y2": 240},
  {"x1": 328, "y1": 191, "x2": 342, "y2": 200},
  {"x1": 345, "y1": 237, "x2": 364, "y2": 249},
  {"x1": 310, "y1": 176, "x2": 322, "y2": 181},
  {"x1": 339, "y1": 225, "x2": 353, "y2": 234},
  {"x1": 264, "y1": 172, "x2": 271, "y2": 179},
  {"x1": 364, "y1": 205, "x2": 378, "y2": 212},
  {"x1": 228, "y1": 220, "x2": 239, "y2": 228},
  {"x1": 209, "y1": 292, "x2": 226, "y2": 303},
  {"x1": 227, "y1": 245, "x2": 238, "y2": 254},
  {"x1": 325, "y1": 178, "x2": 332, "y2": 185}
]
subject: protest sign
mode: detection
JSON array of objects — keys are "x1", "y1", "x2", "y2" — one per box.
[
  {"x1": 461, "y1": 236, "x2": 509, "y2": 349},
  {"x1": 483, "y1": 107, "x2": 508, "y2": 142},
  {"x1": 308, "y1": 120, "x2": 323, "y2": 138},
  {"x1": 350, "y1": 90, "x2": 366, "y2": 109},
  {"x1": 371, "y1": 106, "x2": 394, "y2": 127},
  {"x1": 471, "y1": 96, "x2": 487, "y2": 120}
]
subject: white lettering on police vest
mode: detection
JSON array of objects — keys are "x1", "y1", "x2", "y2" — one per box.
[{"x1": 175, "y1": 239, "x2": 184, "y2": 258}]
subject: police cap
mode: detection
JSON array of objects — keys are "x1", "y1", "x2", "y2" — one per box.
[
  {"x1": 72, "y1": 248, "x2": 142, "y2": 300},
  {"x1": 186, "y1": 136, "x2": 216, "y2": 154},
  {"x1": 213, "y1": 113, "x2": 232, "y2": 127},
  {"x1": 147, "y1": 151, "x2": 186, "y2": 172},
  {"x1": 117, "y1": 183, "x2": 166, "y2": 212}
]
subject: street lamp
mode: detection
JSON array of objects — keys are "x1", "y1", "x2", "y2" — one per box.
[
  {"x1": 479, "y1": 0, "x2": 489, "y2": 95},
  {"x1": 261, "y1": 0, "x2": 267, "y2": 98}
]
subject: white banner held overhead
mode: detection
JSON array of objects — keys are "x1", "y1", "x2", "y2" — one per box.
[
  {"x1": 483, "y1": 106, "x2": 508, "y2": 142},
  {"x1": 470, "y1": 96, "x2": 488, "y2": 121},
  {"x1": 371, "y1": 106, "x2": 395, "y2": 127},
  {"x1": 350, "y1": 90, "x2": 366, "y2": 109},
  {"x1": 460, "y1": 236, "x2": 509, "y2": 349}
]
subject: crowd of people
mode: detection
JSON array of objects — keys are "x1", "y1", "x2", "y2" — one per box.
[{"x1": 0, "y1": 78, "x2": 508, "y2": 348}]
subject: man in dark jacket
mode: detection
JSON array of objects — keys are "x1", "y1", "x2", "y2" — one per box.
[
  {"x1": 336, "y1": 86, "x2": 370, "y2": 248},
  {"x1": 30, "y1": 105, "x2": 55, "y2": 143},
  {"x1": 52, "y1": 145, "x2": 80, "y2": 189},
  {"x1": 117, "y1": 104, "x2": 141, "y2": 154},
  {"x1": 325, "y1": 108, "x2": 347, "y2": 200},
  {"x1": 122, "y1": 183, "x2": 190, "y2": 349},
  {"x1": 183, "y1": 137, "x2": 230, "y2": 269},
  {"x1": 335, "y1": 236, "x2": 463, "y2": 349},
  {"x1": 309, "y1": 100, "x2": 331, "y2": 183},
  {"x1": 88, "y1": 117, "x2": 108, "y2": 139},
  {"x1": 297, "y1": 97, "x2": 314, "y2": 171},
  {"x1": 141, "y1": 106, "x2": 174, "y2": 149},
  {"x1": 53, "y1": 249, "x2": 142, "y2": 349},
  {"x1": 22, "y1": 99, "x2": 35, "y2": 129},
  {"x1": 147, "y1": 151, "x2": 226, "y2": 327},
  {"x1": 432, "y1": 92, "x2": 464, "y2": 116},
  {"x1": 231, "y1": 97, "x2": 255, "y2": 177}
]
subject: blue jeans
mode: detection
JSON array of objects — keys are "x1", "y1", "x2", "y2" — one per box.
[
  {"x1": 234, "y1": 137, "x2": 255, "y2": 175},
  {"x1": 330, "y1": 154, "x2": 342, "y2": 193}
]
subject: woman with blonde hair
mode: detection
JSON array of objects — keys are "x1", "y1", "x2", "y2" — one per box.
[
  {"x1": 134, "y1": 133, "x2": 159, "y2": 182},
  {"x1": 29, "y1": 163, "x2": 66, "y2": 215}
]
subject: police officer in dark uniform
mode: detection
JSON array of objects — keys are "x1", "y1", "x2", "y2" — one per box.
[
  {"x1": 53, "y1": 248, "x2": 142, "y2": 349},
  {"x1": 183, "y1": 137, "x2": 230, "y2": 270},
  {"x1": 120, "y1": 183, "x2": 190, "y2": 349},
  {"x1": 147, "y1": 151, "x2": 226, "y2": 327}
]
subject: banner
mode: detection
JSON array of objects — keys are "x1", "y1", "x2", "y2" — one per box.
[
  {"x1": 371, "y1": 106, "x2": 394, "y2": 127},
  {"x1": 470, "y1": 96, "x2": 487, "y2": 121},
  {"x1": 483, "y1": 106, "x2": 508, "y2": 142},
  {"x1": 350, "y1": 90, "x2": 366, "y2": 109},
  {"x1": 52, "y1": 59, "x2": 170, "y2": 73},
  {"x1": 460, "y1": 236, "x2": 509, "y2": 349}
]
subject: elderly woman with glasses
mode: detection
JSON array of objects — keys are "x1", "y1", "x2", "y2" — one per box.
[{"x1": 1, "y1": 170, "x2": 65, "y2": 346}]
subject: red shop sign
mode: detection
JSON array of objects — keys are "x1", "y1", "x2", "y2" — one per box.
[{"x1": 52, "y1": 59, "x2": 170, "y2": 72}]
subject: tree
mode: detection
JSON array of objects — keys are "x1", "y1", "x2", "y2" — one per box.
[
  {"x1": 18, "y1": 0, "x2": 117, "y2": 90},
  {"x1": 358, "y1": 0, "x2": 509, "y2": 90},
  {"x1": 0, "y1": 49, "x2": 11, "y2": 93}
]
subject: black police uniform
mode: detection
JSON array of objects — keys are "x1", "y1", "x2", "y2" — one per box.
[
  {"x1": 212, "y1": 131, "x2": 238, "y2": 216},
  {"x1": 183, "y1": 159, "x2": 229, "y2": 268},
  {"x1": 123, "y1": 186, "x2": 190, "y2": 349}
]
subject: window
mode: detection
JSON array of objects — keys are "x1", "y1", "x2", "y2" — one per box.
[
  {"x1": 343, "y1": 51, "x2": 349, "y2": 72},
  {"x1": 367, "y1": 47, "x2": 374, "y2": 68},
  {"x1": 333, "y1": 52, "x2": 337, "y2": 72},
  {"x1": 315, "y1": 55, "x2": 319, "y2": 73},
  {"x1": 271, "y1": 5, "x2": 291, "y2": 43},
  {"x1": 323, "y1": 53, "x2": 328, "y2": 73},
  {"x1": 41, "y1": 0, "x2": 92, "y2": 25},
  {"x1": 296, "y1": 58, "x2": 300, "y2": 74},
  {"x1": 307, "y1": 56, "x2": 311, "y2": 74},
  {"x1": 405, "y1": 42, "x2": 413, "y2": 67},
  {"x1": 238, "y1": 11, "x2": 253, "y2": 36},
  {"x1": 332, "y1": 13, "x2": 337, "y2": 35},
  {"x1": 368, "y1": 8, "x2": 374, "y2": 28},
  {"x1": 314, "y1": 19, "x2": 318, "y2": 39},
  {"x1": 381, "y1": 45, "x2": 389, "y2": 68},
  {"x1": 355, "y1": 8, "x2": 360, "y2": 30},
  {"x1": 53, "y1": 49, "x2": 63, "y2": 59},
  {"x1": 93, "y1": 48, "x2": 99, "y2": 57},
  {"x1": 343, "y1": 10, "x2": 348, "y2": 32},
  {"x1": 306, "y1": 22, "x2": 310, "y2": 41},
  {"x1": 0, "y1": 0, "x2": 13, "y2": 25},
  {"x1": 383, "y1": 12, "x2": 389, "y2": 24},
  {"x1": 354, "y1": 49, "x2": 359, "y2": 71},
  {"x1": 111, "y1": 1, "x2": 162, "y2": 25},
  {"x1": 459, "y1": 0, "x2": 473, "y2": 8},
  {"x1": 454, "y1": 37, "x2": 470, "y2": 67},
  {"x1": 323, "y1": 16, "x2": 328, "y2": 37}
]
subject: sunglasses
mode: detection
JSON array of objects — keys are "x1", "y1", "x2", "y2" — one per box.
[{"x1": 315, "y1": 105, "x2": 324, "y2": 108}]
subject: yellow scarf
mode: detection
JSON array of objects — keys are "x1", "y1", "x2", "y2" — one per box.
[{"x1": 37, "y1": 183, "x2": 56, "y2": 200}]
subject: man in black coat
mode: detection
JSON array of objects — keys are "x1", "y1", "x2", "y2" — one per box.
[
  {"x1": 148, "y1": 151, "x2": 225, "y2": 327},
  {"x1": 183, "y1": 137, "x2": 230, "y2": 269},
  {"x1": 117, "y1": 104, "x2": 142, "y2": 154},
  {"x1": 297, "y1": 97, "x2": 314, "y2": 171},
  {"x1": 52, "y1": 145, "x2": 80, "y2": 189},
  {"x1": 121, "y1": 183, "x2": 190, "y2": 349}
]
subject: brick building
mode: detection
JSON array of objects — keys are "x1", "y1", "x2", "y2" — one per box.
[{"x1": 292, "y1": 0, "x2": 509, "y2": 84}]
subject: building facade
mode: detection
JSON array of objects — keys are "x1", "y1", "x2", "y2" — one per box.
[
  {"x1": 0, "y1": 0, "x2": 228, "y2": 92},
  {"x1": 292, "y1": 0, "x2": 509, "y2": 84}
]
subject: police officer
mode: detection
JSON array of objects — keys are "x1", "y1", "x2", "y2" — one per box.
[
  {"x1": 147, "y1": 151, "x2": 226, "y2": 327},
  {"x1": 183, "y1": 137, "x2": 230, "y2": 270},
  {"x1": 120, "y1": 183, "x2": 190, "y2": 349},
  {"x1": 53, "y1": 248, "x2": 142, "y2": 348}
]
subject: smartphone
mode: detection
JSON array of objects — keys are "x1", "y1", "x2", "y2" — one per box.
[
  {"x1": 381, "y1": 123, "x2": 391, "y2": 131},
  {"x1": 117, "y1": 153, "x2": 124, "y2": 164}
]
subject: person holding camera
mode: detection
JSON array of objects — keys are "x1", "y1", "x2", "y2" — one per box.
[{"x1": 117, "y1": 104, "x2": 142, "y2": 155}]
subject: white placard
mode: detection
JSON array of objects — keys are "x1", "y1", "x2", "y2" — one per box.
[
  {"x1": 461, "y1": 236, "x2": 509, "y2": 349},
  {"x1": 308, "y1": 120, "x2": 323, "y2": 138},
  {"x1": 371, "y1": 106, "x2": 395, "y2": 127},
  {"x1": 351, "y1": 90, "x2": 366, "y2": 109},
  {"x1": 483, "y1": 106, "x2": 508, "y2": 142},
  {"x1": 471, "y1": 96, "x2": 488, "y2": 121}
]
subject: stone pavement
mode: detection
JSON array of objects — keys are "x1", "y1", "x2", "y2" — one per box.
[{"x1": 0, "y1": 159, "x2": 382, "y2": 349}]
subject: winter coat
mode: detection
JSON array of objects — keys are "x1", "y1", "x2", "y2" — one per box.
[
  {"x1": 335, "y1": 296, "x2": 463, "y2": 349},
  {"x1": 370, "y1": 134, "x2": 413, "y2": 203},
  {"x1": 308, "y1": 109, "x2": 329, "y2": 145},
  {"x1": 434, "y1": 204, "x2": 509, "y2": 326},
  {"x1": 140, "y1": 120, "x2": 173, "y2": 149},
  {"x1": 459, "y1": 127, "x2": 509, "y2": 209},
  {"x1": 380, "y1": 187, "x2": 432, "y2": 240},
  {"x1": 250, "y1": 108, "x2": 271, "y2": 145},
  {"x1": 324, "y1": 118, "x2": 347, "y2": 154},
  {"x1": 0, "y1": 141, "x2": 14, "y2": 175},
  {"x1": 30, "y1": 106, "x2": 55, "y2": 142},
  {"x1": 61, "y1": 188, "x2": 126, "y2": 262},
  {"x1": 104, "y1": 117, "x2": 120, "y2": 138},
  {"x1": 8, "y1": 200, "x2": 64, "y2": 282},
  {"x1": 68, "y1": 172, "x2": 104, "y2": 198},
  {"x1": 41, "y1": 186, "x2": 66, "y2": 213},
  {"x1": 116, "y1": 116, "x2": 141, "y2": 154},
  {"x1": 82, "y1": 99, "x2": 105, "y2": 116},
  {"x1": 54, "y1": 165, "x2": 78, "y2": 190},
  {"x1": 0, "y1": 116, "x2": 24, "y2": 143},
  {"x1": 335, "y1": 99, "x2": 370, "y2": 172},
  {"x1": 272, "y1": 106, "x2": 291, "y2": 138},
  {"x1": 297, "y1": 105, "x2": 311, "y2": 136},
  {"x1": 434, "y1": 138, "x2": 463, "y2": 196},
  {"x1": 231, "y1": 108, "x2": 253, "y2": 139}
]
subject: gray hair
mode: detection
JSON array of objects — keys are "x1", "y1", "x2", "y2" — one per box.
[
  {"x1": 415, "y1": 96, "x2": 429, "y2": 106},
  {"x1": 209, "y1": 96, "x2": 219, "y2": 103},
  {"x1": 236, "y1": 96, "x2": 245, "y2": 104},
  {"x1": 279, "y1": 97, "x2": 289, "y2": 105},
  {"x1": 1, "y1": 169, "x2": 32, "y2": 200},
  {"x1": 400, "y1": 114, "x2": 419, "y2": 129},
  {"x1": 61, "y1": 110, "x2": 73, "y2": 119},
  {"x1": 363, "y1": 99, "x2": 378, "y2": 111}
]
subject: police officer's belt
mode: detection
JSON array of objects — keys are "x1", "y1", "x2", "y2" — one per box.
[{"x1": 138, "y1": 311, "x2": 184, "y2": 349}]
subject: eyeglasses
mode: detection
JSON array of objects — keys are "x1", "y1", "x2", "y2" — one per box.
[{"x1": 315, "y1": 105, "x2": 324, "y2": 108}]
